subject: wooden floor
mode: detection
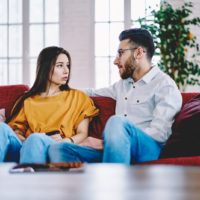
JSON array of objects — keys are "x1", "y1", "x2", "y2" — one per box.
[{"x1": 0, "y1": 163, "x2": 200, "y2": 200}]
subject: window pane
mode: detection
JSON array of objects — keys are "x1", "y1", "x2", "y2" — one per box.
[
  {"x1": 131, "y1": 21, "x2": 142, "y2": 28},
  {"x1": 9, "y1": 0, "x2": 22, "y2": 23},
  {"x1": 9, "y1": 59, "x2": 22, "y2": 84},
  {"x1": 0, "y1": 59, "x2": 7, "y2": 84},
  {"x1": 0, "y1": 26, "x2": 7, "y2": 57},
  {"x1": 95, "y1": 23, "x2": 109, "y2": 56},
  {"x1": 30, "y1": 25, "x2": 43, "y2": 57},
  {"x1": 146, "y1": 0, "x2": 160, "y2": 17},
  {"x1": 30, "y1": 58, "x2": 37, "y2": 86},
  {"x1": 45, "y1": 0, "x2": 59, "y2": 22},
  {"x1": 95, "y1": 0, "x2": 109, "y2": 21},
  {"x1": 9, "y1": 25, "x2": 22, "y2": 57},
  {"x1": 45, "y1": 24, "x2": 59, "y2": 46},
  {"x1": 110, "y1": 57, "x2": 120, "y2": 84},
  {"x1": 30, "y1": 0, "x2": 43, "y2": 23},
  {"x1": 110, "y1": 23, "x2": 124, "y2": 56},
  {"x1": 95, "y1": 57, "x2": 109, "y2": 88},
  {"x1": 131, "y1": 0, "x2": 146, "y2": 20},
  {"x1": 152, "y1": 55, "x2": 160, "y2": 66},
  {"x1": 0, "y1": 0, "x2": 7, "y2": 23},
  {"x1": 110, "y1": 0, "x2": 124, "y2": 21}
]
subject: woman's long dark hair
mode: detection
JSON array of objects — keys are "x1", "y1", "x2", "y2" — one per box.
[{"x1": 7, "y1": 46, "x2": 71, "y2": 122}]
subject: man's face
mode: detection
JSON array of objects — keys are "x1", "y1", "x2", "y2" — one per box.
[{"x1": 114, "y1": 39, "x2": 137, "y2": 79}]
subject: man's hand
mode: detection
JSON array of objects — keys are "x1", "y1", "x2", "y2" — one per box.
[{"x1": 79, "y1": 136, "x2": 103, "y2": 150}]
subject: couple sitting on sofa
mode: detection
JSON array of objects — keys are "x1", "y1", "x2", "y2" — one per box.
[{"x1": 0, "y1": 28, "x2": 182, "y2": 165}]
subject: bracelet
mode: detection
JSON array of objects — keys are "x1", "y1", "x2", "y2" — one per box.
[{"x1": 69, "y1": 137, "x2": 74, "y2": 143}]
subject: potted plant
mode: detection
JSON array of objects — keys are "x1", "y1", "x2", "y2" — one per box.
[{"x1": 139, "y1": 1, "x2": 200, "y2": 91}]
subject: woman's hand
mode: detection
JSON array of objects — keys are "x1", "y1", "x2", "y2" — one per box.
[
  {"x1": 50, "y1": 134, "x2": 63, "y2": 141},
  {"x1": 14, "y1": 129, "x2": 26, "y2": 142}
]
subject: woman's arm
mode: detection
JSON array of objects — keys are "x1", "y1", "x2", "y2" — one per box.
[{"x1": 63, "y1": 118, "x2": 90, "y2": 144}]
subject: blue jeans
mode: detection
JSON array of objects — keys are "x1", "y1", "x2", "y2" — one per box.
[
  {"x1": 48, "y1": 116, "x2": 162, "y2": 165},
  {"x1": 20, "y1": 133, "x2": 56, "y2": 163},
  {"x1": 0, "y1": 122, "x2": 22, "y2": 162},
  {"x1": 0, "y1": 122, "x2": 56, "y2": 163},
  {"x1": 103, "y1": 116, "x2": 162, "y2": 164},
  {"x1": 48, "y1": 142, "x2": 103, "y2": 163}
]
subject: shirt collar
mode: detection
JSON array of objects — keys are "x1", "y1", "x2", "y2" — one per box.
[
  {"x1": 124, "y1": 66, "x2": 160, "y2": 85},
  {"x1": 140, "y1": 66, "x2": 160, "y2": 84}
]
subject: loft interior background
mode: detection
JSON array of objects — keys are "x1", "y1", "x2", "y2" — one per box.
[{"x1": 0, "y1": 0, "x2": 199, "y2": 91}]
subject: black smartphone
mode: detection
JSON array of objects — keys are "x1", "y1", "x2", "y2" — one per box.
[{"x1": 45, "y1": 130, "x2": 60, "y2": 136}]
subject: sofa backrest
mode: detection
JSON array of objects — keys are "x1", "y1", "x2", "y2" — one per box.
[
  {"x1": 0, "y1": 84, "x2": 29, "y2": 118},
  {"x1": 89, "y1": 92, "x2": 200, "y2": 139},
  {"x1": 0, "y1": 84, "x2": 199, "y2": 143},
  {"x1": 89, "y1": 97, "x2": 116, "y2": 139}
]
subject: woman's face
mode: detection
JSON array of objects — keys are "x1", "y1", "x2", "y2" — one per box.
[{"x1": 49, "y1": 53, "x2": 70, "y2": 86}]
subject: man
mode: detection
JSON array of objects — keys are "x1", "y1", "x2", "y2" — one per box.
[{"x1": 49, "y1": 28, "x2": 182, "y2": 165}]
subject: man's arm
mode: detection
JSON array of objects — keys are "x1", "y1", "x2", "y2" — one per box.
[
  {"x1": 83, "y1": 84, "x2": 117, "y2": 99},
  {"x1": 144, "y1": 85, "x2": 182, "y2": 143}
]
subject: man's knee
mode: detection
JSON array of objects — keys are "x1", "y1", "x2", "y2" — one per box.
[
  {"x1": 106, "y1": 115, "x2": 125, "y2": 126},
  {"x1": 104, "y1": 115, "x2": 128, "y2": 139}
]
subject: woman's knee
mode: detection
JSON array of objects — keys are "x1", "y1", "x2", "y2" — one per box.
[
  {"x1": 23, "y1": 133, "x2": 48, "y2": 147},
  {"x1": 0, "y1": 122, "x2": 15, "y2": 137}
]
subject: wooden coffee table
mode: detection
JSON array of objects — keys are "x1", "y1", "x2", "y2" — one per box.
[{"x1": 0, "y1": 163, "x2": 200, "y2": 200}]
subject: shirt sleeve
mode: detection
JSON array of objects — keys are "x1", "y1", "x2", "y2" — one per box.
[
  {"x1": 8, "y1": 106, "x2": 29, "y2": 135},
  {"x1": 74, "y1": 93, "x2": 99, "y2": 128},
  {"x1": 83, "y1": 83, "x2": 118, "y2": 99},
  {"x1": 144, "y1": 84, "x2": 182, "y2": 143}
]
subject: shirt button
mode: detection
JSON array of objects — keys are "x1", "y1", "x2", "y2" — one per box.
[
  {"x1": 124, "y1": 114, "x2": 127, "y2": 117},
  {"x1": 125, "y1": 97, "x2": 128, "y2": 100},
  {"x1": 136, "y1": 100, "x2": 140, "y2": 103}
]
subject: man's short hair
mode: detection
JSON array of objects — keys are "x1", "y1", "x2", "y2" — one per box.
[{"x1": 119, "y1": 28, "x2": 155, "y2": 59}]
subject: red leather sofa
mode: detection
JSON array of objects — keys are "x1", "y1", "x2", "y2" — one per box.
[{"x1": 0, "y1": 84, "x2": 200, "y2": 165}]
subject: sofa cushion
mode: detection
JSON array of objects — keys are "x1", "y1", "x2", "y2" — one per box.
[
  {"x1": 0, "y1": 84, "x2": 29, "y2": 118},
  {"x1": 89, "y1": 97, "x2": 116, "y2": 139},
  {"x1": 141, "y1": 156, "x2": 200, "y2": 166},
  {"x1": 160, "y1": 94, "x2": 200, "y2": 158}
]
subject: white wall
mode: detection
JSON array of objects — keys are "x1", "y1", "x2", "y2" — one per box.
[{"x1": 60, "y1": 0, "x2": 95, "y2": 89}]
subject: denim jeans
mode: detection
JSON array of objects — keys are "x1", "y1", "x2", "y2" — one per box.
[
  {"x1": 0, "y1": 122, "x2": 22, "y2": 162},
  {"x1": 48, "y1": 142, "x2": 103, "y2": 163},
  {"x1": 0, "y1": 122, "x2": 56, "y2": 163},
  {"x1": 103, "y1": 116, "x2": 162, "y2": 164},
  {"x1": 20, "y1": 133, "x2": 56, "y2": 163},
  {"x1": 49, "y1": 115, "x2": 162, "y2": 165}
]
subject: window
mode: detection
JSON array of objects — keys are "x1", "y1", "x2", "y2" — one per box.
[
  {"x1": 95, "y1": 0, "x2": 160, "y2": 88},
  {"x1": 0, "y1": 0, "x2": 59, "y2": 86},
  {"x1": 0, "y1": 0, "x2": 22, "y2": 85}
]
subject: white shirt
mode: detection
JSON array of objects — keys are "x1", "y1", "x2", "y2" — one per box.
[{"x1": 86, "y1": 66, "x2": 182, "y2": 143}]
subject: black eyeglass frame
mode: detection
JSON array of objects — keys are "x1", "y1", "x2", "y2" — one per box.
[{"x1": 117, "y1": 47, "x2": 146, "y2": 58}]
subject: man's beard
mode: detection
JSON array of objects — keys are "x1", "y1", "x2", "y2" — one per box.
[{"x1": 120, "y1": 56, "x2": 135, "y2": 79}]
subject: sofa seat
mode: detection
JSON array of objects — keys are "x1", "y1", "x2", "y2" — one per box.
[{"x1": 0, "y1": 84, "x2": 200, "y2": 165}]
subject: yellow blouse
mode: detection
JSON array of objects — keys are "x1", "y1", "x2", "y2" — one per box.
[{"x1": 8, "y1": 89, "x2": 99, "y2": 138}]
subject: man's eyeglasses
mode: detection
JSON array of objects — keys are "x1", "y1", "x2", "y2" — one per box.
[{"x1": 117, "y1": 47, "x2": 146, "y2": 58}]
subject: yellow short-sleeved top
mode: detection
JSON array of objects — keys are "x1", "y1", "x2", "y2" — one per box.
[{"x1": 8, "y1": 89, "x2": 99, "y2": 138}]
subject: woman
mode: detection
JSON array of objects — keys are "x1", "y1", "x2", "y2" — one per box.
[{"x1": 0, "y1": 46, "x2": 99, "y2": 163}]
